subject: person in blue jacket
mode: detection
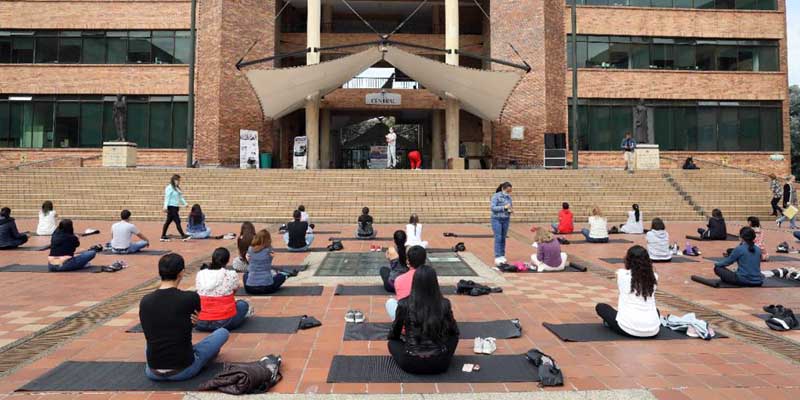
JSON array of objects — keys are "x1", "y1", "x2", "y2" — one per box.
[
  {"x1": 713, "y1": 227, "x2": 763, "y2": 287},
  {"x1": 490, "y1": 182, "x2": 513, "y2": 266},
  {"x1": 161, "y1": 174, "x2": 189, "y2": 241}
]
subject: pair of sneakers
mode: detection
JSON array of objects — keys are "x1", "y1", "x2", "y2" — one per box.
[
  {"x1": 369, "y1": 245, "x2": 383, "y2": 252},
  {"x1": 494, "y1": 256, "x2": 507, "y2": 266},
  {"x1": 344, "y1": 310, "x2": 365, "y2": 323},
  {"x1": 473, "y1": 337, "x2": 497, "y2": 355}
]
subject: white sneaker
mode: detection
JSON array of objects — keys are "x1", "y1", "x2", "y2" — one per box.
[
  {"x1": 244, "y1": 301, "x2": 255, "y2": 318},
  {"x1": 482, "y1": 337, "x2": 497, "y2": 355},
  {"x1": 473, "y1": 337, "x2": 484, "y2": 354}
]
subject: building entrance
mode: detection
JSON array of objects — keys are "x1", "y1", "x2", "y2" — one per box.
[{"x1": 330, "y1": 111, "x2": 430, "y2": 169}]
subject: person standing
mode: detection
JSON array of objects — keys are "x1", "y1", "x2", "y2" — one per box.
[
  {"x1": 386, "y1": 127, "x2": 397, "y2": 169},
  {"x1": 490, "y1": 182, "x2": 513, "y2": 266},
  {"x1": 778, "y1": 175, "x2": 798, "y2": 229},
  {"x1": 161, "y1": 174, "x2": 188, "y2": 241},
  {"x1": 769, "y1": 174, "x2": 782, "y2": 217},
  {"x1": 620, "y1": 132, "x2": 636, "y2": 171}
]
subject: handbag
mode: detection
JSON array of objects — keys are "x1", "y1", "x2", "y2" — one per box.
[
  {"x1": 784, "y1": 205, "x2": 798, "y2": 220},
  {"x1": 525, "y1": 349, "x2": 563, "y2": 387}
]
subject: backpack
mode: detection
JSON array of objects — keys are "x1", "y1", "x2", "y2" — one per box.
[
  {"x1": 777, "y1": 242, "x2": 790, "y2": 254},
  {"x1": 452, "y1": 242, "x2": 466, "y2": 252},
  {"x1": 199, "y1": 355, "x2": 282, "y2": 394},
  {"x1": 525, "y1": 349, "x2": 564, "y2": 387},
  {"x1": 456, "y1": 280, "x2": 501, "y2": 296},
  {"x1": 327, "y1": 240, "x2": 344, "y2": 252}
]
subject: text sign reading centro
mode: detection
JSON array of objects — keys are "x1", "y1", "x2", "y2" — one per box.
[{"x1": 365, "y1": 92, "x2": 401, "y2": 106}]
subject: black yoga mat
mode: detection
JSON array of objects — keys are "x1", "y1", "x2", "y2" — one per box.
[
  {"x1": 126, "y1": 316, "x2": 306, "y2": 334},
  {"x1": 691, "y1": 275, "x2": 800, "y2": 288},
  {"x1": 5, "y1": 245, "x2": 51, "y2": 251},
  {"x1": 754, "y1": 314, "x2": 800, "y2": 330},
  {"x1": 311, "y1": 231, "x2": 341, "y2": 235},
  {"x1": 0, "y1": 264, "x2": 103, "y2": 273},
  {"x1": 705, "y1": 255, "x2": 800, "y2": 263},
  {"x1": 685, "y1": 234, "x2": 740, "y2": 242},
  {"x1": 101, "y1": 249, "x2": 171, "y2": 256},
  {"x1": 326, "y1": 354, "x2": 538, "y2": 383},
  {"x1": 17, "y1": 361, "x2": 222, "y2": 392},
  {"x1": 272, "y1": 247, "x2": 330, "y2": 253},
  {"x1": 542, "y1": 322, "x2": 724, "y2": 342},
  {"x1": 443, "y1": 234, "x2": 496, "y2": 238},
  {"x1": 334, "y1": 285, "x2": 458, "y2": 296},
  {"x1": 234, "y1": 285, "x2": 324, "y2": 296},
  {"x1": 343, "y1": 319, "x2": 522, "y2": 341},
  {"x1": 328, "y1": 237, "x2": 394, "y2": 241},
  {"x1": 500, "y1": 263, "x2": 587, "y2": 273},
  {"x1": 569, "y1": 239, "x2": 633, "y2": 244},
  {"x1": 601, "y1": 257, "x2": 698, "y2": 264}
]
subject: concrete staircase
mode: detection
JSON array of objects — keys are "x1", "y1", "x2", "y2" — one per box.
[
  {"x1": 667, "y1": 169, "x2": 775, "y2": 222},
  {"x1": 0, "y1": 168, "x2": 712, "y2": 224}
]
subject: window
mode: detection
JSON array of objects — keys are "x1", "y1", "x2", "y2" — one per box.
[
  {"x1": 172, "y1": 101, "x2": 188, "y2": 148},
  {"x1": 651, "y1": 42, "x2": 674, "y2": 69},
  {"x1": 82, "y1": 35, "x2": 106, "y2": 64},
  {"x1": 80, "y1": 102, "x2": 103, "y2": 147},
  {"x1": 55, "y1": 102, "x2": 80, "y2": 147},
  {"x1": 674, "y1": 0, "x2": 693, "y2": 7},
  {"x1": 127, "y1": 31, "x2": 151, "y2": 63},
  {"x1": 12, "y1": 36, "x2": 34, "y2": 62},
  {"x1": 654, "y1": 108, "x2": 674, "y2": 149},
  {"x1": 0, "y1": 34, "x2": 10, "y2": 63},
  {"x1": 717, "y1": 45, "x2": 738, "y2": 71},
  {"x1": 717, "y1": 107, "x2": 739, "y2": 151},
  {"x1": 608, "y1": 39, "x2": 630, "y2": 69},
  {"x1": 151, "y1": 31, "x2": 175, "y2": 64},
  {"x1": 107, "y1": 32, "x2": 127, "y2": 64},
  {"x1": 568, "y1": 0, "x2": 776, "y2": 9},
  {"x1": 738, "y1": 107, "x2": 760, "y2": 150},
  {"x1": 586, "y1": 37, "x2": 609, "y2": 68},
  {"x1": 35, "y1": 36, "x2": 58, "y2": 63},
  {"x1": 695, "y1": 0, "x2": 717, "y2": 8},
  {"x1": 695, "y1": 44, "x2": 716, "y2": 70},
  {"x1": 758, "y1": 46, "x2": 778, "y2": 71},
  {"x1": 149, "y1": 99, "x2": 173, "y2": 147},
  {"x1": 760, "y1": 107, "x2": 781, "y2": 151},
  {"x1": 737, "y1": 46, "x2": 755, "y2": 71},
  {"x1": 630, "y1": 42, "x2": 649, "y2": 69},
  {"x1": 674, "y1": 42, "x2": 696, "y2": 70},
  {"x1": 31, "y1": 102, "x2": 53, "y2": 148},
  {"x1": 59, "y1": 36, "x2": 82, "y2": 63},
  {"x1": 716, "y1": 0, "x2": 736, "y2": 9},
  {"x1": 0, "y1": 102, "x2": 10, "y2": 147},
  {"x1": 696, "y1": 107, "x2": 718, "y2": 151},
  {"x1": 673, "y1": 107, "x2": 697, "y2": 150},
  {"x1": 651, "y1": 0, "x2": 672, "y2": 7},
  {"x1": 174, "y1": 31, "x2": 191, "y2": 64}
]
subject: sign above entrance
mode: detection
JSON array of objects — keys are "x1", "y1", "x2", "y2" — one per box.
[{"x1": 366, "y1": 92, "x2": 401, "y2": 106}]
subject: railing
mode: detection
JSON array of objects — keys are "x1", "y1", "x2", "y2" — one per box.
[
  {"x1": 342, "y1": 77, "x2": 421, "y2": 89},
  {"x1": 282, "y1": 21, "x2": 481, "y2": 35},
  {"x1": 2, "y1": 154, "x2": 103, "y2": 170}
]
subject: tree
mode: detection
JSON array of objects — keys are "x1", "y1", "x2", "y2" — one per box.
[{"x1": 791, "y1": 85, "x2": 799, "y2": 175}]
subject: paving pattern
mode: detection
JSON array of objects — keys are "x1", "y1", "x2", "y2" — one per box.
[{"x1": 1, "y1": 219, "x2": 800, "y2": 400}]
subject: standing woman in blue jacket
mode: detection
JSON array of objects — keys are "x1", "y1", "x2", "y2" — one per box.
[
  {"x1": 161, "y1": 174, "x2": 188, "y2": 241},
  {"x1": 491, "y1": 182, "x2": 513, "y2": 266}
]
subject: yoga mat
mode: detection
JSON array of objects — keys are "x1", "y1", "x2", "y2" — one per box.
[
  {"x1": 328, "y1": 237, "x2": 394, "y2": 241},
  {"x1": 705, "y1": 255, "x2": 800, "y2": 263},
  {"x1": 5, "y1": 245, "x2": 51, "y2": 251},
  {"x1": 326, "y1": 355, "x2": 538, "y2": 383},
  {"x1": 753, "y1": 314, "x2": 800, "y2": 330},
  {"x1": 334, "y1": 285, "x2": 458, "y2": 296},
  {"x1": 571, "y1": 238, "x2": 633, "y2": 244},
  {"x1": 126, "y1": 316, "x2": 307, "y2": 334},
  {"x1": 542, "y1": 322, "x2": 725, "y2": 342},
  {"x1": 499, "y1": 263, "x2": 587, "y2": 273},
  {"x1": 343, "y1": 319, "x2": 522, "y2": 341},
  {"x1": 310, "y1": 231, "x2": 341, "y2": 235},
  {"x1": 0, "y1": 264, "x2": 103, "y2": 273},
  {"x1": 685, "y1": 234, "x2": 740, "y2": 242},
  {"x1": 17, "y1": 361, "x2": 222, "y2": 392},
  {"x1": 234, "y1": 285, "x2": 324, "y2": 296},
  {"x1": 101, "y1": 249, "x2": 171, "y2": 256},
  {"x1": 691, "y1": 275, "x2": 800, "y2": 288},
  {"x1": 601, "y1": 257, "x2": 698, "y2": 264},
  {"x1": 272, "y1": 247, "x2": 330, "y2": 253}
]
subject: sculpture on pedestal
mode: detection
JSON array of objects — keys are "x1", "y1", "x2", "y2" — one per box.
[
  {"x1": 113, "y1": 95, "x2": 127, "y2": 142},
  {"x1": 634, "y1": 99, "x2": 649, "y2": 144}
]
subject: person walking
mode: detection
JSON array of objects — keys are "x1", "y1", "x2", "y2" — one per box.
[
  {"x1": 778, "y1": 175, "x2": 798, "y2": 229},
  {"x1": 769, "y1": 174, "x2": 782, "y2": 217},
  {"x1": 491, "y1": 182, "x2": 513, "y2": 266},
  {"x1": 386, "y1": 127, "x2": 397, "y2": 169},
  {"x1": 161, "y1": 174, "x2": 188, "y2": 241},
  {"x1": 620, "y1": 132, "x2": 636, "y2": 171}
]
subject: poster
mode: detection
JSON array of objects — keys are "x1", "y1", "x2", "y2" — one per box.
[
  {"x1": 368, "y1": 145, "x2": 387, "y2": 169},
  {"x1": 293, "y1": 136, "x2": 308, "y2": 170},
  {"x1": 239, "y1": 129, "x2": 259, "y2": 169}
]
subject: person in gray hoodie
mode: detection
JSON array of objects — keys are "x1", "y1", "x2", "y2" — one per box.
[{"x1": 646, "y1": 218, "x2": 671, "y2": 262}]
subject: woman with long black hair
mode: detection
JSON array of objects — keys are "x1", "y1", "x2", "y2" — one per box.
[
  {"x1": 48, "y1": 219, "x2": 102, "y2": 272},
  {"x1": 186, "y1": 204, "x2": 212, "y2": 239},
  {"x1": 490, "y1": 182, "x2": 513, "y2": 266},
  {"x1": 380, "y1": 230, "x2": 408, "y2": 293},
  {"x1": 714, "y1": 227, "x2": 763, "y2": 287},
  {"x1": 595, "y1": 245, "x2": 660, "y2": 338},
  {"x1": 232, "y1": 222, "x2": 257, "y2": 272},
  {"x1": 161, "y1": 174, "x2": 188, "y2": 241},
  {"x1": 620, "y1": 204, "x2": 644, "y2": 234},
  {"x1": 388, "y1": 264, "x2": 460, "y2": 374}
]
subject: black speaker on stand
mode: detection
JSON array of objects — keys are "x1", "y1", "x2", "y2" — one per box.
[{"x1": 544, "y1": 132, "x2": 567, "y2": 169}]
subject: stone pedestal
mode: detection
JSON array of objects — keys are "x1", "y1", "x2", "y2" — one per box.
[
  {"x1": 634, "y1": 144, "x2": 660, "y2": 170},
  {"x1": 102, "y1": 142, "x2": 137, "y2": 167},
  {"x1": 447, "y1": 157, "x2": 465, "y2": 170}
]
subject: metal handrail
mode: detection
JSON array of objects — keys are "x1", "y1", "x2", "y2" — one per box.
[{"x1": 2, "y1": 154, "x2": 103, "y2": 171}]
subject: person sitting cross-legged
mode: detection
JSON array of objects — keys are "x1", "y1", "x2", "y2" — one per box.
[
  {"x1": 580, "y1": 206, "x2": 609, "y2": 243},
  {"x1": 551, "y1": 202, "x2": 574, "y2": 234},
  {"x1": 141, "y1": 253, "x2": 230, "y2": 381},
  {"x1": 244, "y1": 230, "x2": 287, "y2": 295},
  {"x1": 697, "y1": 209, "x2": 727, "y2": 240},
  {"x1": 379, "y1": 230, "x2": 408, "y2": 293},
  {"x1": 186, "y1": 204, "x2": 213, "y2": 239},
  {"x1": 0, "y1": 207, "x2": 29, "y2": 249},
  {"x1": 48, "y1": 219, "x2": 102, "y2": 272},
  {"x1": 713, "y1": 227, "x2": 763, "y2": 287},
  {"x1": 109, "y1": 209, "x2": 150, "y2": 254},
  {"x1": 530, "y1": 228, "x2": 568, "y2": 272},
  {"x1": 595, "y1": 245, "x2": 660, "y2": 338},
  {"x1": 195, "y1": 247, "x2": 253, "y2": 331},
  {"x1": 385, "y1": 245, "x2": 426, "y2": 319},
  {"x1": 356, "y1": 207, "x2": 377, "y2": 239},
  {"x1": 283, "y1": 210, "x2": 314, "y2": 252},
  {"x1": 388, "y1": 264, "x2": 460, "y2": 375}
]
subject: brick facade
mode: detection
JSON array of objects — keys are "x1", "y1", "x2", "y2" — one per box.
[
  {"x1": 0, "y1": 148, "x2": 185, "y2": 168},
  {"x1": 0, "y1": 65, "x2": 188, "y2": 95}
]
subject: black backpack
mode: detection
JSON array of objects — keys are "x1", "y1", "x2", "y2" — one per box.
[
  {"x1": 327, "y1": 240, "x2": 344, "y2": 252},
  {"x1": 526, "y1": 349, "x2": 564, "y2": 387},
  {"x1": 452, "y1": 242, "x2": 466, "y2": 252}
]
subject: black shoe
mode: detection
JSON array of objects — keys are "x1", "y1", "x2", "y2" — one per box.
[{"x1": 90, "y1": 244, "x2": 104, "y2": 252}]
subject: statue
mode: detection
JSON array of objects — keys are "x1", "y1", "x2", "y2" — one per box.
[
  {"x1": 113, "y1": 95, "x2": 127, "y2": 142},
  {"x1": 634, "y1": 99, "x2": 649, "y2": 144}
]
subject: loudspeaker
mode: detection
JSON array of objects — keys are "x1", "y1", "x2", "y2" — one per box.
[{"x1": 544, "y1": 133, "x2": 567, "y2": 149}]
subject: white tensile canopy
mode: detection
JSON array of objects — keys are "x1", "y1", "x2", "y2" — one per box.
[{"x1": 244, "y1": 45, "x2": 525, "y2": 121}]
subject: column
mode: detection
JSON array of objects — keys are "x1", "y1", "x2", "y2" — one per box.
[
  {"x1": 320, "y1": 108, "x2": 331, "y2": 168},
  {"x1": 305, "y1": 0, "x2": 321, "y2": 168},
  {"x1": 432, "y1": 110, "x2": 444, "y2": 169},
  {"x1": 444, "y1": 0, "x2": 462, "y2": 169}
]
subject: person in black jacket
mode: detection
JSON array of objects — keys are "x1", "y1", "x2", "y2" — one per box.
[
  {"x1": 387, "y1": 264, "x2": 460, "y2": 375},
  {"x1": 0, "y1": 207, "x2": 29, "y2": 249},
  {"x1": 282, "y1": 210, "x2": 314, "y2": 252},
  {"x1": 379, "y1": 230, "x2": 408, "y2": 293},
  {"x1": 697, "y1": 209, "x2": 727, "y2": 240},
  {"x1": 48, "y1": 219, "x2": 102, "y2": 272}
]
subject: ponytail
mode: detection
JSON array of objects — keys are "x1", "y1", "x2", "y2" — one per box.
[
  {"x1": 496, "y1": 181, "x2": 512, "y2": 193},
  {"x1": 633, "y1": 204, "x2": 640, "y2": 222},
  {"x1": 739, "y1": 227, "x2": 757, "y2": 254}
]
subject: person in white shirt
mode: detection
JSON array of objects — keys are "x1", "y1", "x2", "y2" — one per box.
[
  {"x1": 386, "y1": 128, "x2": 397, "y2": 168},
  {"x1": 405, "y1": 214, "x2": 428, "y2": 248},
  {"x1": 595, "y1": 245, "x2": 660, "y2": 338},
  {"x1": 646, "y1": 218, "x2": 671, "y2": 262},
  {"x1": 110, "y1": 209, "x2": 150, "y2": 254},
  {"x1": 37, "y1": 201, "x2": 58, "y2": 236},
  {"x1": 580, "y1": 206, "x2": 609, "y2": 243},
  {"x1": 298, "y1": 205, "x2": 309, "y2": 223},
  {"x1": 620, "y1": 204, "x2": 644, "y2": 234}
]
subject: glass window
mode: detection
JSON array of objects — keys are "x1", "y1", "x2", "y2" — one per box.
[
  {"x1": 12, "y1": 36, "x2": 34, "y2": 63},
  {"x1": 0, "y1": 36, "x2": 10, "y2": 63},
  {"x1": 58, "y1": 37, "x2": 82, "y2": 63},
  {"x1": 651, "y1": 0, "x2": 672, "y2": 7},
  {"x1": 736, "y1": 0, "x2": 758, "y2": 8},
  {"x1": 737, "y1": 46, "x2": 755, "y2": 71},
  {"x1": 717, "y1": 46, "x2": 738, "y2": 71},
  {"x1": 673, "y1": 107, "x2": 697, "y2": 150},
  {"x1": 80, "y1": 102, "x2": 103, "y2": 147},
  {"x1": 55, "y1": 102, "x2": 80, "y2": 147},
  {"x1": 149, "y1": 101, "x2": 172, "y2": 147},
  {"x1": 654, "y1": 107, "x2": 674, "y2": 150},
  {"x1": 717, "y1": 108, "x2": 739, "y2": 151},
  {"x1": 0, "y1": 102, "x2": 10, "y2": 147},
  {"x1": 126, "y1": 102, "x2": 149, "y2": 147},
  {"x1": 738, "y1": 107, "x2": 760, "y2": 150},
  {"x1": 589, "y1": 106, "x2": 613, "y2": 150},
  {"x1": 756, "y1": 0, "x2": 776, "y2": 10},
  {"x1": 172, "y1": 102, "x2": 188, "y2": 149},
  {"x1": 10, "y1": 102, "x2": 33, "y2": 147},
  {"x1": 760, "y1": 107, "x2": 781, "y2": 151},
  {"x1": 757, "y1": 46, "x2": 778, "y2": 71},
  {"x1": 107, "y1": 34, "x2": 127, "y2": 64},
  {"x1": 674, "y1": 0, "x2": 693, "y2": 7},
  {"x1": 35, "y1": 37, "x2": 58, "y2": 63},
  {"x1": 697, "y1": 107, "x2": 718, "y2": 151},
  {"x1": 586, "y1": 40, "x2": 609, "y2": 68},
  {"x1": 608, "y1": 42, "x2": 630, "y2": 68},
  {"x1": 31, "y1": 102, "x2": 53, "y2": 148},
  {"x1": 174, "y1": 32, "x2": 191, "y2": 64},
  {"x1": 585, "y1": 0, "x2": 608, "y2": 4},
  {"x1": 610, "y1": 106, "x2": 632, "y2": 144},
  {"x1": 674, "y1": 44, "x2": 696, "y2": 70},
  {"x1": 628, "y1": 0, "x2": 651, "y2": 5},
  {"x1": 695, "y1": 0, "x2": 715, "y2": 8},
  {"x1": 716, "y1": 0, "x2": 735, "y2": 8},
  {"x1": 82, "y1": 37, "x2": 105, "y2": 64},
  {"x1": 651, "y1": 44, "x2": 674, "y2": 69},
  {"x1": 127, "y1": 32, "x2": 151, "y2": 63},
  {"x1": 575, "y1": 38, "x2": 588, "y2": 68},
  {"x1": 695, "y1": 45, "x2": 715, "y2": 70},
  {"x1": 630, "y1": 43, "x2": 649, "y2": 69},
  {"x1": 151, "y1": 34, "x2": 174, "y2": 64}
]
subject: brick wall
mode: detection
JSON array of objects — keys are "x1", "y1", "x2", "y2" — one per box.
[
  {"x1": 568, "y1": 151, "x2": 789, "y2": 176},
  {"x1": 0, "y1": 148, "x2": 186, "y2": 168},
  {"x1": 0, "y1": 0, "x2": 190, "y2": 29},
  {"x1": 322, "y1": 89, "x2": 444, "y2": 110},
  {"x1": 0, "y1": 65, "x2": 188, "y2": 95}
]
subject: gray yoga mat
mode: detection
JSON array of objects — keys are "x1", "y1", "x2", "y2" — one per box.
[
  {"x1": 101, "y1": 249, "x2": 171, "y2": 256},
  {"x1": 272, "y1": 247, "x2": 330, "y2": 253},
  {"x1": 234, "y1": 285, "x2": 324, "y2": 296},
  {"x1": 0, "y1": 264, "x2": 103, "y2": 273},
  {"x1": 17, "y1": 361, "x2": 222, "y2": 392},
  {"x1": 343, "y1": 319, "x2": 522, "y2": 341},
  {"x1": 500, "y1": 263, "x2": 587, "y2": 273},
  {"x1": 334, "y1": 285, "x2": 458, "y2": 296},
  {"x1": 601, "y1": 257, "x2": 698, "y2": 264},
  {"x1": 754, "y1": 314, "x2": 800, "y2": 330},
  {"x1": 327, "y1": 355, "x2": 538, "y2": 383},
  {"x1": 705, "y1": 255, "x2": 800, "y2": 263},
  {"x1": 691, "y1": 275, "x2": 800, "y2": 288},
  {"x1": 126, "y1": 316, "x2": 306, "y2": 334},
  {"x1": 329, "y1": 237, "x2": 394, "y2": 241},
  {"x1": 543, "y1": 322, "x2": 725, "y2": 342}
]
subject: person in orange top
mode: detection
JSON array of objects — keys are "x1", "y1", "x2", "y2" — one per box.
[
  {"x1": 552, "y1": 202, "x2": 574, "y2": 234},
  {"x1": 195, "y1": 247, "x2": 252, "y2": 331}
]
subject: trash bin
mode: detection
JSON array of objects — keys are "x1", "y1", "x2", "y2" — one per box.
[{"x1": 259, "y1": 153, "x2": 272, "y2": 169}]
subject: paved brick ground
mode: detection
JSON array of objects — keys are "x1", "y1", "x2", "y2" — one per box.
[{"x1": 1, "y1": 219, "x2": 800, "y2": 400}]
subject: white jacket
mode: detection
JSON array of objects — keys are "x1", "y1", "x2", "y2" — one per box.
[
  {"x1": 405, "y1": 223, "x2": 428, "y2": 248},
  {"x1": 647, "y1": 229, "x2": 671, "y2": 261},
  {"x1": 620, "y1": 211, "x2": 644, "y2": 234}
]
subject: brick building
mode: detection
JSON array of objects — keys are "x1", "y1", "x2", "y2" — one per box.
[{"x1": 0, "y1": 0, "x2": 790, "y2": 173}]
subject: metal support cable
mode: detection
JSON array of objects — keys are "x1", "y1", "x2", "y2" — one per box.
[
  {"x1": 339, "y1": 0, "x2": 384, "y2": 38},
  {"x1": 275, "y1": 0, "x2": 293, "y2": 20},
  {"x1": 387, "y1": 0, "x2": 429, "y2": 38}
]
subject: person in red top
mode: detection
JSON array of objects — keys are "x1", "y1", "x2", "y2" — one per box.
[
  {"x1": 194, "y1": 247, "x2": 252, "y2": 331},
  {"x1": 408, "y1": 149, "x2": 422, "y2": 170},
  {"x1": 385, "y1": 245, "x2": 426, "y2": 319},
  {"x1": 552, "y1": 202, "x2": 574, "y2": 234}
]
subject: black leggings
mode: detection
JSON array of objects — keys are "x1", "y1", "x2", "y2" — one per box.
[
  {"x1": 161, "y1": 206, "x2": 185, "y2": 237},
  {"x1": 379, "y1": 267, "x2": 395, "y2": 293},
  {"x1": 714, "y1": 266, "x2": 762, "y2": 287},
  {"x1": 595, "y1": 303, "x2": 658, "y2": 338},
  {"x1": 388, "y1": 335, "x2": 459, "y2": 375},
  {"x1": 771, "y1": 197, "x2": 782, "y2": 216}
]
